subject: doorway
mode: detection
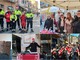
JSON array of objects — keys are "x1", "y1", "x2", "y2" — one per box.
[{"x1": 12, "y1": 34, "x2": 21, "y2": 56}]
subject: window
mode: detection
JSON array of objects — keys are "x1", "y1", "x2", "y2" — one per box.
[
  {"x1": 22, "y1": 0, "x2": 26, "y2": 4},
  {"x1": 0, "y1": 4, "x2": 4, "y2": 9},
  {"x1": 22, "y1": 0, "x2": 24, "y2": 4},
  {"x1": 7, "y1": 6, "x2": 14, "y2": 11},
  {"x1": 7, "y1": 0, "x2": 15, "y2": 2}
]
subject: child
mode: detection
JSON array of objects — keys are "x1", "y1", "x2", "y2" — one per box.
[
  {"x1": 5, "y1": 8, "x2": 11, "y2": 31},
  {"x1": 10, "y1": 11, "x2": 17, "y2": 32},
  {"x1": 20, "y1": 11, "x2": 26, "y2": 31}
]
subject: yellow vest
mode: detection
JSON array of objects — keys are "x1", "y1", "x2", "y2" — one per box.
[
  {"x1": 0, "y1": 10, "x2": 5, "y2": 15},
  {"x1": 14, "y1": 10, "x2": 21, "y2": 15},
  {"x1": 26, "y1": 13, "x2": 34, "y2": 18},
  {"x1": 10, "y1": 14, "x2": 17, "y2": 21}
]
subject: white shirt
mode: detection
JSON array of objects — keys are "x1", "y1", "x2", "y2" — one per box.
[
  {"x1": 55, "y1": 14, "x2": 60, "y2": 22},
  {"x1": 61, "y1": 18, "x2": 64, "y2": 26}
]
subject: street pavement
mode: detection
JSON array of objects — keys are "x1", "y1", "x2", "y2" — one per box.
[
  {"x1": 12, "y1": 57, "x2": 16, "y2": 60},
  {"x1": 0, "y1": 14, "x2": 40, "y2": 34}
]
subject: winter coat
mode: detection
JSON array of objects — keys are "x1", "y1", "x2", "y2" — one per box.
[
  {"x1": 20, "y1": 14, "x2": 26, "y2": 27},
  {"x1": 5, "y1": 11, "x2": 11, "y2": 22},
  {"x1": 72, "y1": 16, "x2": 80, "y2": 33},
  {"x1": 44, "y1": 18, "x2": 53, "y2": 30},
  {"x1": 58, "y1": 17, "x2": 66, "y2": 29}
]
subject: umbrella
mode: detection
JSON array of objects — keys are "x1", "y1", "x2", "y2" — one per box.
[
  {"x1": 41, "y1": 7, "x2": 52, "y2": 14},
  {"x1": 41, "y1": 0, "x2": 80, "y2": 10},
  {"x1": 49, "y1": 6, "x2": 59, "y2": 12},
  {"x1": 70, "y1": 34, "x2": 79, "y2": 37},
  {"x1": 49, "y1": 6, "x2": 65, "y2": 12}
]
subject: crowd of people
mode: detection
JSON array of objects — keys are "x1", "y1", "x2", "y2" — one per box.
[
  {"x1": 41, "y1": 10, "x2": 80, "y2": 33},
  {"x1": 0, "y1": 5, "x2": 34, "y2": 33},
  {"x1": 51, "y1": 43, "x2": 80, "y2": 60}
]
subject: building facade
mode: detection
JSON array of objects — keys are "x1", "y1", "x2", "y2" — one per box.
[
  {"x1": 0, "y1": 41, "x2": 11, "y2": 55},
  {"x1": 0, "y1": 0, "x2": 38, "y2": 12},
  {"x1": 0, "y1": 0, "x2": 17, "y2": 11}
]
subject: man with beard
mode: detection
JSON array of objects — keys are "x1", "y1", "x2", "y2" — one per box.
[{"x1": 72, "y1": 10, "x2": 80, "y2": 33}]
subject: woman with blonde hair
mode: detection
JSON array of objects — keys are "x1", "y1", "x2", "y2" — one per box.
[{"x1": 64, "y1": 12, "x2": 73, "y2": 33}]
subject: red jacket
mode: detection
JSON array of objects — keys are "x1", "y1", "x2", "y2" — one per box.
[
  {"x1": 65, "y1": 46, "x2": 72, "y2": 55},
  {"x1": 58, "y1": 47, "x2": 65, "y2": 55},
  {"x1": 5, "y1": 11, "x2": 11, "y2": 22},
  {"x1": 20, "y1": 14, "x2": 26, "y2": 22},
  {"x1": 20, "y1": 14, "x2": 26, "y2": 27}
]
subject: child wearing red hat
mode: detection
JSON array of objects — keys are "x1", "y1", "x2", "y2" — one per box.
[
  {"x1": 5, "y1": 8, "x2": 12, "y2": 31},
  {"x1": 20, "y1": 11, "x2": 26, "y2": 31}
]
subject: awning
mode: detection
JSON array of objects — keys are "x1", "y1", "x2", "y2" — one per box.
[
  {"x1": 41, "y1": 0, "x2": 80, "y2": 10},
  {"x1": 40, "y1": 34, "x2": 61, "y2": 40},
  {"x1": 70, "y1": 34, "x2": 79, "y2": 37}
]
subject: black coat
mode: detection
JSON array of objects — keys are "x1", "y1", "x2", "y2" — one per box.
[
  {"x1": 72, "y1": 17, "x2": 80, "y2": 33},
  {"x1": 73, "y1": 21, "x2": 80, "y2": 33},
  {"x1": 44, "y1": 18, "x2": 53, "y2": 30},
  {"x1": 58, "y1": 17, "x2": 66, "y2": 29},
  {"x1": 26, "y1": 42, "x2": 41, "y2": 52},
  {"x1": 58, "y1": 17, "x2": 66, "y2": 33}
]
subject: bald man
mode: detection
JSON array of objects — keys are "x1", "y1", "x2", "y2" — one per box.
[{"x1": 26, "y1": 38, "x2": 41, "y2": 52}]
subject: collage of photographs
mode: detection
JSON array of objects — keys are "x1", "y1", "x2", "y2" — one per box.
[{"x1": 0, "y1": 0, "x2": 80, "y2": 60}]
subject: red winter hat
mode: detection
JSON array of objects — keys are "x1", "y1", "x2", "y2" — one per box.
[{"x1": 32, "y1": 38, "x2": 35, "y2": 41}]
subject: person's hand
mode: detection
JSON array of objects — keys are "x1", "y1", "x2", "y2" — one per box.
[
  {"x1": 64, "y1": 30, "x2": 66, "y2": 32},
  {"x1": 51, "y1": 49, "x2": 53, "y2": 53},
  {"x1": 51, "y1": 48, "x2": 56, "y2": 53},
  {"x1": 58, "y1": 30, "x2": 60, "y2": 32}
]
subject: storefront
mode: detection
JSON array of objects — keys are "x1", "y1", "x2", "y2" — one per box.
[{"x1": 69, "y1": 34, "x2": 80, "y2": 44}]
